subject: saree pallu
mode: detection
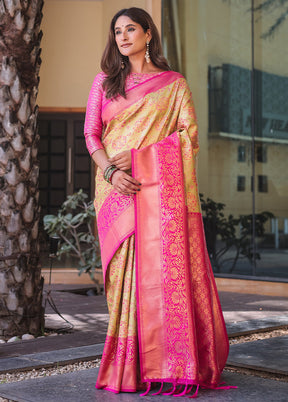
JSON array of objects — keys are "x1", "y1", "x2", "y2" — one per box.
[{"x1": 95, "y1": 71, "x2": 229, "y2": 395}]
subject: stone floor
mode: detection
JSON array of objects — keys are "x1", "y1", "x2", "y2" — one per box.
[
  {"x1": 0, "y1": 368, "x2": 287, "y2": 402},
  {"x1": 228, "y1": 335, "x2": 288, "y2": 375},
  {"x1": 0, "y1": 285, "x2": 287, "y2": 401}
]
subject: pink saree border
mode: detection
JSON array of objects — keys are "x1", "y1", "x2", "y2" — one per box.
[
  {"x1": 99, "y1": 387, "x2": 140, "y2": 394},
  {"x1": 97, "y1": 189, "x2": 133, "y2": 248},
  {"x1": 97, "y1": 190, "x2": 135, "y2": 286},
  {"x1": 102, "y1": 71, "x2": 183, "y2": 125},
  {"x1": 132, "y1": 131, "x2": 230, "y2": 389},
  {"x1": 132, "y1": 144, "x2": 167, "y2": 380},
  {"x1": 96, "y1": 334, "x2": 140, "y2": 393},
  {"x1": 157, "y1": 133, "x2": 199, "y2": 380},
  {"x1": 132, "y1": 132, "x2": 198, "y2": 383}
]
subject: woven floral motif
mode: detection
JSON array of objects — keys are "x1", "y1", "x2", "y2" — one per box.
[
  {"x1": 157, "y1": 133, "x2": 198, "y2": 381},
  {"x1": 97, "y1": 190, "x2": 134, "y2": 249},
  {"x1": 134, "y1": 131, "x2": 229, "y2": 389}
]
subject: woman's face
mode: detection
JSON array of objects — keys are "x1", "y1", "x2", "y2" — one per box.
[{"x1": 114, "y1": 15, "x2": 151, "y2": 59}]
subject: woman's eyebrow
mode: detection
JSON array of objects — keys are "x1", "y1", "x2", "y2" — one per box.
[{"x1": 114, "y1": 23, "x2": 136, "y2": 31}]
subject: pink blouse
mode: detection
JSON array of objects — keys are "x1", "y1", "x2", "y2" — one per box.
[{"x1": 84, "y1": 71, "x2": 164, "y2": 155}]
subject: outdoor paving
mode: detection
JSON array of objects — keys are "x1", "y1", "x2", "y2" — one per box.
[
  {"x1": 0, "y1": 332, "x2": 105, "y2": 359},
  {"x1": 0, "y1": 287, "x2": 287, "y2": 401},
  {"x1": 5, "y1": 287, "x2": 287, "y2": 361},
  {"x1": 2, "y1": 328, "x2": 288, "y2": 376},
  {"x1": 41, "y1": 288, "x2": 288, "y2": 336},
  {"x1": 228, "y1": 335, "x2": 288, "y2": 375},
  {"x1": 0, "y1": 368, "x2": 288, "y2": 402},
  {"x1": 226, "y1": 315, "x2": 288, "y2": 336},
  {"x1": 43, "y1": 291, "x2": 109, "y2": 333},
  {"x1": 219, "y1": 291, "x2": 288, "y2": 324},
  {"x1": 0, "y1": 344, "x2": 104, "y2": 374},
  {"x1": 1, "y1": 288, "x2": 287, "y2": 375}
]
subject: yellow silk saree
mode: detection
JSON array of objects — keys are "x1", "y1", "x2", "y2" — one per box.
[{"x1": 94, "y1": 71, "x2": 230, "y2": 396}]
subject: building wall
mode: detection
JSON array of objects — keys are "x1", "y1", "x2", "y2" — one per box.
[
  {"x1": 173, "y1": 0, "x2": 288, "y2": 219},
  {"x1": 38, "y1": 0, "x2": 104, "y2": 108},
  {"x1": 38, "y1": 0, "x2": 288, "y2": 219},
  {"x1": 37, "y1": 0, "x2": 288, "y2": 279},
  {"x1": 38, "y1": 0, "x2": 161, "y2": 108},
  {"x1": 208, "y1": 139, "x2": 288, "y2": 218}
]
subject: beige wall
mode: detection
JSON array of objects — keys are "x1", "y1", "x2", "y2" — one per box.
[
  {"x1": 38, "y1": 0, "x2": 161, "y2": 108},
  {"x1": 38, "y1": 0, "x2": 104, "y2": 108}
]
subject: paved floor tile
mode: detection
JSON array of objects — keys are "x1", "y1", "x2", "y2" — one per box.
[
  {"x1": 228, "y1": 335, "x2": 288, "y2": 374},
  {"x1": 0, "y1": 344, "x2": 104, "y2": 374},
  {"x1": 226, "y1": 315, "x2": 288, "y2": 336},
  {"x1": 0, "y1": 368, "x2": 287, "y2": 402}
]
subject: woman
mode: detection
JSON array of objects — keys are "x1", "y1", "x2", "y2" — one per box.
[{"x1": 84, "y1": 7, "x2": 232, "y2": 397}]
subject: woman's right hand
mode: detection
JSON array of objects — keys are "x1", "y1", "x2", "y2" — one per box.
[{"x1": 111, "y1": 170, "x2": 141, "y2": 195}]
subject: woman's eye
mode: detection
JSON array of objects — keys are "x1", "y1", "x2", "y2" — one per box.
[
  {"x1": 128, "y1": 27, "x2": 135, "y2": 32},
  {"x1": 115, "y1": 31, "x2": 121, "y2": 35}
]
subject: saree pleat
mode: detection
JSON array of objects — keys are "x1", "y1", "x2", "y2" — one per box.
[{"x1": 96, "y1": 235, "x2": 142, "y2": 393}]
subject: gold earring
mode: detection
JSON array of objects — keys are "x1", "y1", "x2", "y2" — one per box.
[
  {"x1": 145, "y1": 41, "x2": 150, "y2": 63},
  {"x1": 121, "y1": 58, "x2": 125, "y2": 69}
]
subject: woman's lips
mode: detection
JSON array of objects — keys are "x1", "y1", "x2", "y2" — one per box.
[{"x1": 121, "y1": 43, "x2": 132, "y2": 48}]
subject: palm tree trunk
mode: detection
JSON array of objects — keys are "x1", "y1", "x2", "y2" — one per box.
[{"x1": 0, "y1": 0, "x2": 44, "y2": 338}]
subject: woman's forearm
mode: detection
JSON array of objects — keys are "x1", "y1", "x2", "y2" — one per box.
[
  {"x1": 91, "y1": 149, "x2": 111, "y2": 171},
  {"x1": 92, "y1": 149, "x2": 132, "y2": 172},
  {"x1": 91, "y1": 148, "x2": 140, "y2": 195}
]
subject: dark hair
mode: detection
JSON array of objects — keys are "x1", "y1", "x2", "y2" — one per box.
[{"x1": 101, "y1": 7, "x2": 170, "y2": 99}]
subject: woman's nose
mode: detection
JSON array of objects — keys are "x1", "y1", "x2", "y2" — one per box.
[{"x1": 121, "y1": 31, "x2": 128, "y2": 40}]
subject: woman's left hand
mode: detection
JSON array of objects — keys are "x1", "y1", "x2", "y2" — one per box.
[{"x1": 109, "y1": 151, "x2": 131, "y2": 171}]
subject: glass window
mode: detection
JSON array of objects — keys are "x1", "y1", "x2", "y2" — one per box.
[
  {"x1": 237, "y1": 176, "x2": 246, "y2": 192},
  {"x1": 162, "y1": 0, "x2": 288, "y2": 280},
  {"x1": 256, "y1": 145, "x2": 267, "y2": 163},
  {"x1": 238, "y1": 145, "x2": 246, "y2": 162},
  {"x1": 258, "y1": 175, "x2": 268, "y2": 193}
]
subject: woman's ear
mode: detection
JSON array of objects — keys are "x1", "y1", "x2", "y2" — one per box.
[{"x1": 146, "y1": 29, "x2": 152, "y2": 42}]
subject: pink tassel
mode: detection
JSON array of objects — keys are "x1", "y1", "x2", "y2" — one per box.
[
  {"x1": 162, "y1": 383, "x2": 177, "y2": 395},
  {"x1": 161, "y1": 385, "x2": 173, "y2": 394},
  {"x1": 173, "y1": 385, "x2": 184, "y2": 395},
  {"x1": 186, "y1": 385, "x2": 194, "y2": 394},
  {"x1": 187, "y1": 384, "x2": 199, "y2": 398},
  {"x1": 213, "y1": 385, "x2": 238, "y2": 390},
  {"x1": 151, "y1": 382, "x2": 164, "y2": 395},
  {"x1": 174, "y1": 384, "x2": 188, "y2": 397},
  {"x1": 140, "y1": 382, "x2": 151, "y2": 396}
]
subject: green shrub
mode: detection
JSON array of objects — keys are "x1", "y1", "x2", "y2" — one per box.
[
  {"x1": 200, "y1": 193, "x2": 274, "y2": 272},
  {"x1": 43, "y1": 190, "x2": 101, "y2": 282}
]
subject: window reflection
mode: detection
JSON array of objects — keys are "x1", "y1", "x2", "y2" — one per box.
[
  {"x1": 162, "y1": 0, "x2": 288, "y2": 279},
  {"x1": 237, "y1": 176, "x2": 246, "y2": 192},
  {"x1": 256, "y1": 145, "x2": 267, "y2": 163},
  {"x1": 238, "y1": 146, "x2": 246, "y2": 162}
]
